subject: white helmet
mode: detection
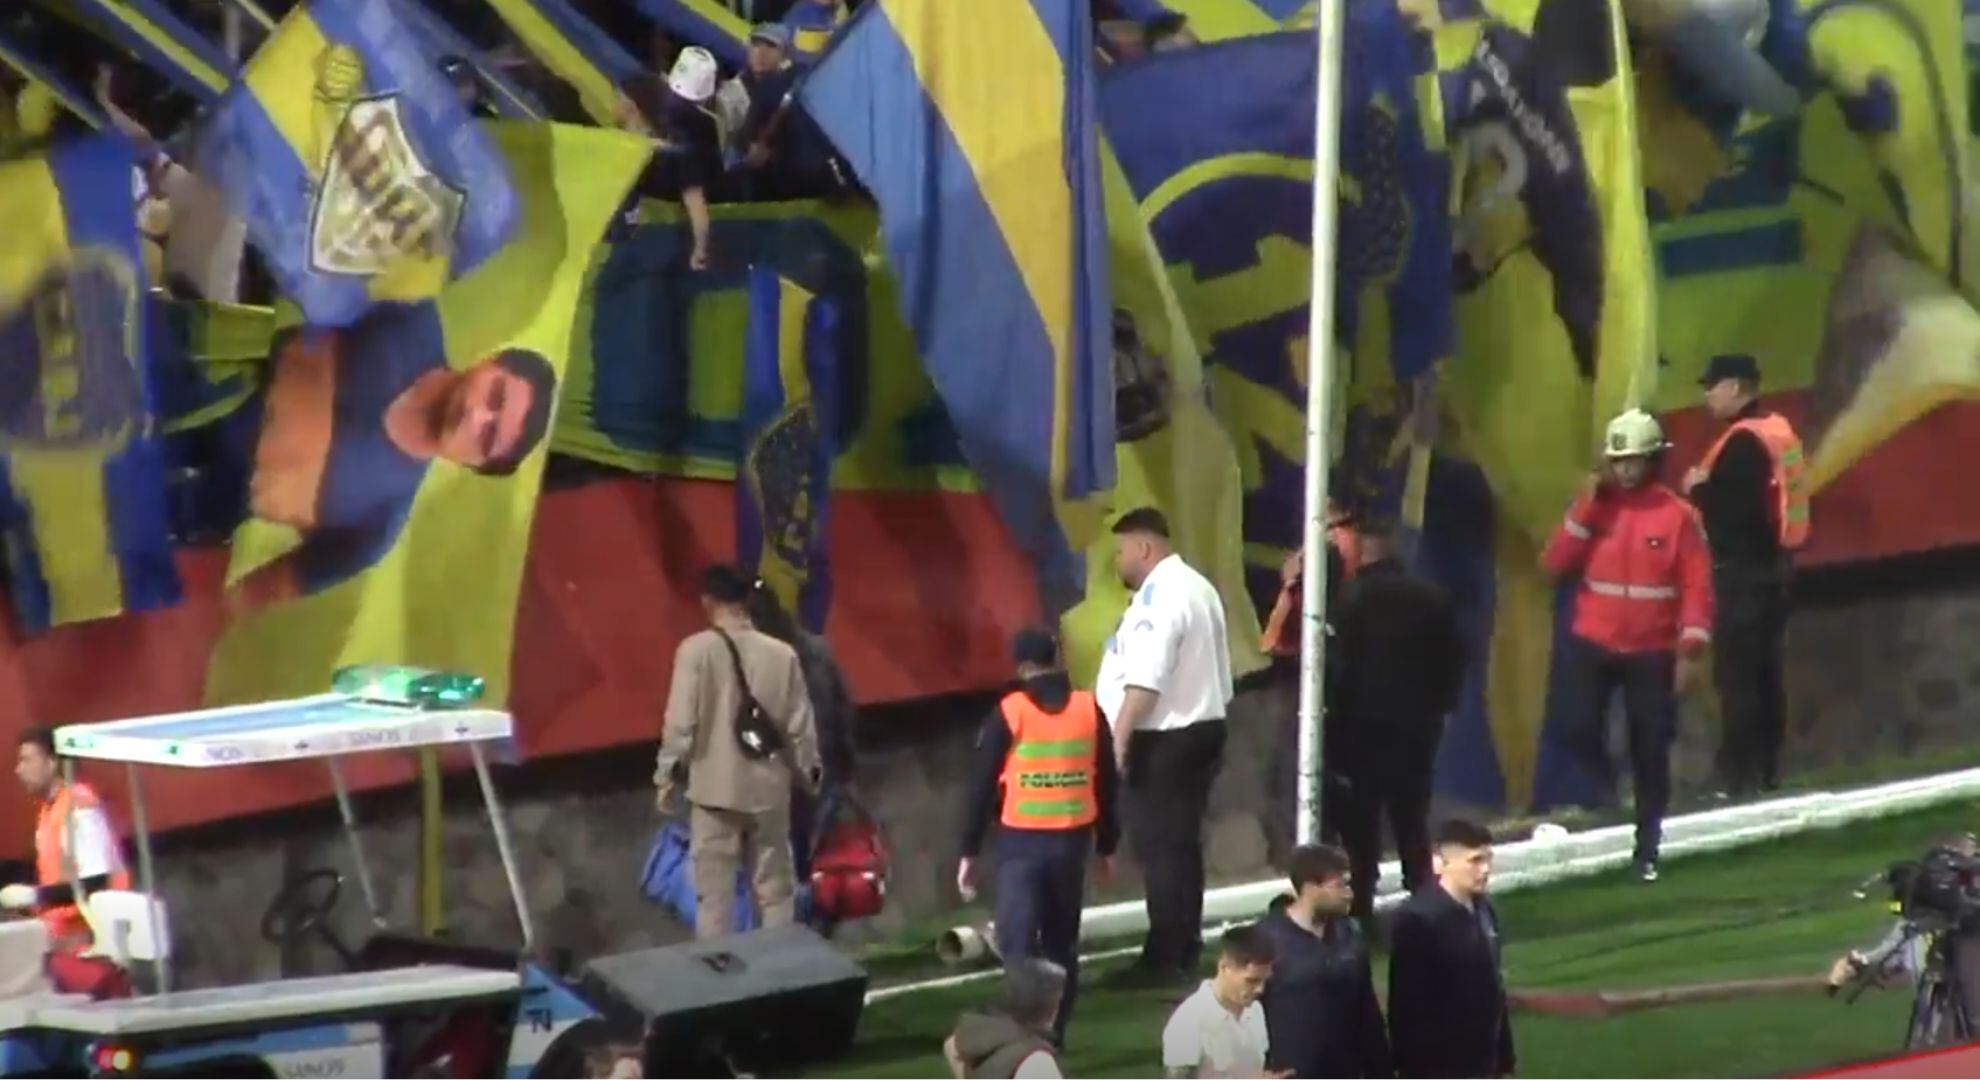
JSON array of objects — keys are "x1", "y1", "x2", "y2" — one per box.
[
  {"x1": 668, "y1": 46, "x2": 718, "y2": 103},
  {"x1": 1604, "y1": 409, "x2": 1667, "y2": 459}
]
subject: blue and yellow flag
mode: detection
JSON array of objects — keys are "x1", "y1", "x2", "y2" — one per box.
[
  {"x1": 1767, "y1": 0, "x2": 1968, "y2": 290},
  {"x1": 396, "y1": 0, "x2": 544, "y2": 119},
  {"x1": 217, "y1": 0, "x2": 278, "y2": 33},
  {"x1": 482, "y1": 0, "x2": 643, "y2": 126},
  {"x1": 1104, "y1": 0, "x2": 1281, "y2": 41},
  {"x1": 1060, "y1": 140, "x2": 1267, "y2": 688},
  {"x1": 738, "y1": 269, "x2": 843, "y2": 633},
  {"x1": 1418, "y1": 0, "x2": 1653, "y2": 810},
  {"x1": 623, "y1": 0, "x2": 750, "y2": 67},
  {"x1": 800, "y1": 0, "x2": 1114, "y2": 612},
  {"x1": 205, "y1": 121, "x2": 651, "y2": 707},
  {"x1": 0, "y1": 135, "x2": 181, "y2": 633},
  {"x1": 780, "y1": 0, "x2": 848, "y2": 61},
  {"x1": 0, "y1": 29, "x2": 108, "y2": 137},
  {"x1": 191, "y1": 0, "x2": 521, "y2": 329},
  {"x1": 65, "y1": 0, "x2": 236, "y2": 102},
  {"x1": 1098, "y1": 24, "x2": 1450, "y2": 600}
]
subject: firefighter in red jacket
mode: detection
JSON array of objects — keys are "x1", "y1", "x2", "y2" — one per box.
[{"x1": 1544, "y1": 410, "x2": 1715, "y2": 884}]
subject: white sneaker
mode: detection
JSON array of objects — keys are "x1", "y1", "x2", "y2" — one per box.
[{"x1": 1638, "y1": 860, "x2": 1659, "y2": 883}]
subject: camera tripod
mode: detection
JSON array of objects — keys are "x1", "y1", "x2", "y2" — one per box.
[{"x1": 1837, "y1": 919, "x2": 1977, "y2": 1051}]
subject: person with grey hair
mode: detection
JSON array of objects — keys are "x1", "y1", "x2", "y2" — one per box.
[{"x1": 943, "y1": 959, "x2": 1070, "y2": 1078}]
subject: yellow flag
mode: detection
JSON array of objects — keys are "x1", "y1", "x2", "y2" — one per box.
[{"x1": 205, "y1": 123, "x2": 651, "y2": 706}]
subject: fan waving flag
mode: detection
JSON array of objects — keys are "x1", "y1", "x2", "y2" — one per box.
[
  {"x1": 191, "y1": 0, "x2": 520, "y2": 329},
  {"x1": 0, "y1": 135, "x2": 180, "y2": 632},
  {"x1": 800, "y1": 0, "x2": 1114, "y2": 612}
]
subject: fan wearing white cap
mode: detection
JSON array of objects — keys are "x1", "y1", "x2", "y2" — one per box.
[
  {"x1": 1540, "y1": 408, "x2": 1716, "y2": 885},
  {"x1": 617, "y1": 46, "x2": 724, "y2": 271}
]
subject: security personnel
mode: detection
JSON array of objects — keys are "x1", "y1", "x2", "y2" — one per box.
[
  {"x1": 1684, "y1": 353, "x2": 1808, "y2": 796},
  {"x1": 1330, "y1": 523, "x2": 1465, "y2": 918},
  {"x1": 958, "y1": 628, "x2": 1121, "y2": 1045},
  {"x1": 4, "y1": 727, "x2": 133, "y2": 998},
  {"x1": 1544, "y1": 410, "x2": 1714, "y2": 883}
]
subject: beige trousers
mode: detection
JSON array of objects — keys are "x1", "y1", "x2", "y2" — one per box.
[{"x1": 689, "y1": 802, "x2": 796, "y2": 940}]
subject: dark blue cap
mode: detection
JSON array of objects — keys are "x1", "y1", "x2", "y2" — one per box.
[
  {"x1": 1013, "y1": 627, "x2": 1060, "y2": 667},
  {"x1": 1699, "y1": 353, "x2": 1762, "y2": 386}
]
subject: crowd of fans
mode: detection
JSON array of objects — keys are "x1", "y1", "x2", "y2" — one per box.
[{"x1": 0, "y1": 0, "x2": 1209, "y2": 312}]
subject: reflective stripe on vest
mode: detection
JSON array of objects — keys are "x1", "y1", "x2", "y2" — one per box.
[
  {"x1": 1585, "y1": 580, "x2": 1677, "y2": 600},
  {"x1": 1700, "y1": 413, "x2": 1810, "y2": 550},
  {"x1": 998, "y1": 691, "x2": 1100, "y2": 831}
]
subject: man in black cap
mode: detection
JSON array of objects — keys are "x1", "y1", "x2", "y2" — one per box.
[
  {"x1": 1684, "y1": 353, "x2": 1809, "y2": 796},
  {"x1": 957, "y1": 627, "x2": 1121, "y2": 1044}
]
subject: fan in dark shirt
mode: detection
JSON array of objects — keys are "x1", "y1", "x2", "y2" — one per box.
[
  {"x1": 619, "y1": 47, "x2": 723, "y2": 269},
  {"x1": 1257, "y1": 845, "x2": 1392, "y2": 1079}
]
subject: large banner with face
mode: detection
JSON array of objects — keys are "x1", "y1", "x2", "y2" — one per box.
[{"x1": 204, "y1": 122, "x2": 648, "y2": 708}]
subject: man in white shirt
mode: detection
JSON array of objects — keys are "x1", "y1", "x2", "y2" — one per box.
[
  {"x1": 1162, "y1": 924, "x2": 1283, "y2": 1079},
  {"x1": 1096, "y1": 507, "x2": 1234, "y2": 980}
]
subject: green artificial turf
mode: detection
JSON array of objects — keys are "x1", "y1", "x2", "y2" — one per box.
[{"x1": 813, "y1": 800, "x2": 1980, "y2": 1078}]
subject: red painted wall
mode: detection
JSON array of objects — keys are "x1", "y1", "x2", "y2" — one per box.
[
  {"x1": 0, "y1": 478, "x2": 1040, "y2": 860},
  {"x1": 6, "y1": 400, "x2": 1977, "y2": 859}
]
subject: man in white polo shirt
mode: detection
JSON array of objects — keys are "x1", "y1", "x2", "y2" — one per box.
[
  {"x1": 1162, "y1": 924, "x2": 1279, "y2": 1078},
  {"x1": 1097, "y1": 507, "x2": 1234, "y2": 982}
]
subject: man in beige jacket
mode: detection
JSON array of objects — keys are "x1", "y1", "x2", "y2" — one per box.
[{"x1": 656, "y1": 566, "x2": 822, "y2": 939}]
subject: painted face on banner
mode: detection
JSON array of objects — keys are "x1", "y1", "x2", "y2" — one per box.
[{"x1": 438, "y1": 358, "x2": 539, "y2": 470}]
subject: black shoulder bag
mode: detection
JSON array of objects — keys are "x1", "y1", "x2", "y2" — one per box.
[{"x1": 715, "y1": 629, "x2": 788, "y2": 763}]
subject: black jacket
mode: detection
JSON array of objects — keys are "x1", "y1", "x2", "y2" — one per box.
[
  {"x1": 1388, "y1": 887, "x2": 1515, "y2": 1078},
  {"x1": 793, "y1": 632, "x2": 857, "y2": 786},
  {"x1": 1331, "y1": 559, "x2": 1464, "y2": 770},
  {"x1": 1692, "y1": 403, "x2": 1782, "y2": 572},
  {"x1": 959, "y1": 671, "x2": 1121, "y2": 858},
  {"x1": 1257, "y1": 905, "x2": 1392, "y2": 1078}
]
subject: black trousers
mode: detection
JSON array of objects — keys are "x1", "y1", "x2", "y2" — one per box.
[
  {"x1": 1560, "y1": 636, "x2": 1676, "y2": 863},
  {"x1": 1714, "y1": 573, "x2": 1789, "y2": 796},
  {"x1": 1327, "y1": 743, "x2": 1436, "y2": 919},
  {"x1": 994, "y1": 828, "x2": 1090, "y2": 1043},
  {"x1": 1127, "y1": 720, "x2": 1227, "y2": 973}
]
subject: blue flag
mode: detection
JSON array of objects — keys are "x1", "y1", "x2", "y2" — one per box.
[
  {"x1": 483, "y1": 0, "x2": 644, "y2": 125},
  {"x1": 1099, "y1": 24, "x2": 1451, "y2": 593},
  {"x1": 621, "y1": 0, "x2": 750, "y2": 68},
  {"x1": 0, "y1": 136, "x2": 180, "y2": 632},
  {"x1": 800, "y1": 0, "x2": 1114, "y2": 612},
  {"x1": 737, "y1": 269, "x2": 843, "y2": 633},
  {"x1": 69, "y1": 0, "x2": 236, "y2": 102},
  {"x1": 396, "y1": 0, "x2": 546, "y2": 119},
  {"x1": 191, "y1": 0, "x2": 521, "y2": 329},
  {"x1": 0, "y1": 28, "x2": 109, "y2": 133}
]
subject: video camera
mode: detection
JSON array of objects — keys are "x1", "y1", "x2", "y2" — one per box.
[{"x1": 1884, "y1": 840, "x2": 1980, "y2": 934}]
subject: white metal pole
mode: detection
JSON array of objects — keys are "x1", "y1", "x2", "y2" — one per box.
[{"x1": 1296, "y1": 0, "x2": 1349, "y2": 846}]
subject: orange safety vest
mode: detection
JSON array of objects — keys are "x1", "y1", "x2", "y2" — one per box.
[
  {"x1": 997, "y1": 691, "x2": 1101, "y2": 831},
  {"x1": 1700, "y1": 412, "x2": 1810, "y2": 551},
  {"x1": 34, "y1": 781, "x2": 130, "y2": 945}
]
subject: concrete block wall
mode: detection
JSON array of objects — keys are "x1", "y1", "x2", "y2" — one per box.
[{"x1": 145, "y1": 566, "x2": 1980, "y2": 986}]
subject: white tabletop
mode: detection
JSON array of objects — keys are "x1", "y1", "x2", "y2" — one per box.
[
  {"x1": 52, "y1": 695, "x2": 513, "y2": 768},
  {"x1": 24, "y1": 965, "x2": 521, "y2": 1035}
]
